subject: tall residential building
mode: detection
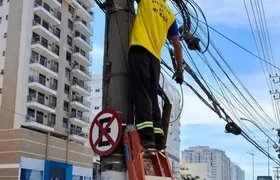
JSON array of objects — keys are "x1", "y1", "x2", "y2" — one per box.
[
  {"x1": 230, "y1": 162, "x2": 245, "y2": 180},
  {"x1": 89, "y1": 74, "x2": 102, "y2": 120},
  {"x1": 0, "y1": 0, "x2": 96, "y2": 179},
  {"x1": 159, "y1": 75, "x2": 181, "y2": 179},
  {"x1": 89, "y1": 74, "x2": 182, "y2": 179},
  {"x1": 181, "y1": 146, "x2": 245, "y2": 180}
]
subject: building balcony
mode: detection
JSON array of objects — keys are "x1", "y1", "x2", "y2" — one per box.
[
  {"x1": 30, "y1": 57, "x2": 58, "y2": 78},
  {"x1": 27, "y1": 94, "x2": 56, "y2": 114},
  {"x1": 70, "y1": 95, "x2": 90, "y2": 112},
  {"x1": 72, "y1": 0, "x2": 94, "y2": 23},
  {"x1": 70, "y1": 111, "x2": 89, "y2": 127},
  {"x1": 31, "y1": 36, "x2": 59, "y2": 60},
  {"x1": 80, "y1": 0, "x2": 94, "y2": 8},
  {"x1": 74, "y1": 18, "x2": 93, "y2": 37},
  {"x1": 71, "y1": 80, "x2": 91, "y2": 97},
  {"x1": 73, "y1": 51, "x2": 91, "y2": 67},
  {"x1": 28, "y1": 75, "x2": 57, "y2": 96},
  {"x1": 34, "y1": 1, "x2": 61, "y2": 25},
  {"x1": 44, "y1": 0, "x2": 62, "y2": 8},
  {"x1": 25, "y1": 115, "x2": 55, "y2": 132},
  {"x1": 72, "y1": 65, "x2": 91, "y2": 81},
  {"x1": 74, "y1": 35, "x2": 92, "y2": 52},
  {"x1": 69, "y1": 127, "x2": 88, "y2": 143},
  {"x1": 32, "y1": 19, "x2": 60, "y2": 43}
]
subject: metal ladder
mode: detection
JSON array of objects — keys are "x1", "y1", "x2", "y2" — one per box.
[{"x1": 124, "y1": 125, "x2": 174, "y2": 180}]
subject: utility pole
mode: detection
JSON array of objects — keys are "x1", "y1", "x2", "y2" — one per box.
[
  {"x1": 268, "y1": 139, "x2": 270, "y2": 176},
  {"x1": 247, "y1": 151, "x2": 255, "y2": 180},
  {"x1": 101, "y1": 0, "x2": 134, "y2": 178}
]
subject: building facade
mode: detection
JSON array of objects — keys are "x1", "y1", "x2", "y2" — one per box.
[
  {"x1": 89, "y1": 74, "x2": 102, "y2": 121},
  {"x1": 230, "y1": 162, "x2": 245, "y2": 180},
  {"x1": 159, "y1": 75, "x2": 181, "y2": 179},
  {"x1": 0, "y1": 0, "x2": 96, "y2": 179},
  {"x1": 180, "y1": 163, "x2": 212, "y2": 180},
  {"x1": 182, "y1": 146, "x2": 245, "y2": 180}
]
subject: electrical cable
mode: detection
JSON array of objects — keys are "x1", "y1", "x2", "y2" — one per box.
[
  {"x1": 190, "y1": 15, "x2": 280, "y2": 70},
  {"x1": 242, "y1": 0, "x2": 279, "y2": 127},
  {"x1": 196, "y1": 27, "x2": 278, "y2": 130}
]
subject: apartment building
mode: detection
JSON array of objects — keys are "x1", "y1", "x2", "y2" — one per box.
[
  {"x1": 159, "y1": 76, "x2": 181, "y2": 179},
  {"x1": 89, "y1": 74, "x2": 102, "y2": 121},
  {"x1": 0, "y1": 0, "x2": 96, "y2": 179},
  {"x1": 230, "y1": 162, "x2": 245, "y2": 180},
  {"x1": 182, "y1": 146, "x2": 245, "y2": 180}
]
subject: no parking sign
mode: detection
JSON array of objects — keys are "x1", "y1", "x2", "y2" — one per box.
[{"x1": 89, "y1": 108, "x2": 122, "y2": 156}]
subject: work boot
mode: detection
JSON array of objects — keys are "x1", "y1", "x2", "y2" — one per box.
[
  {"x1": 141, "y1": 139, "x2": 156, "y2": 150},
  {"x1": 139, "y1": 128, "x2": 156, "y2": 150},
  {"x1": 155, "y1": 133, "x2": 166, "y2": 151}
]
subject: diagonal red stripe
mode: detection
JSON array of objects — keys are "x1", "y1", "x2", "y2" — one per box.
[{"x1": 93, "y1": 115, "x2": 116, "y2": 148}]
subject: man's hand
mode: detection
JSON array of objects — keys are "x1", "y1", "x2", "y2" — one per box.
[{"x1": 172, "y1": 70, "x2": 184, "y2": 85}]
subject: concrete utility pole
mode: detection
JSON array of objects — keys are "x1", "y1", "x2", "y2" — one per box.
[
  {"x1": 247, "y1": 151, "x2": 255, "y2": 180},
  {"x1": 101, "y1": 0, "x2": 134, "y2": 178},
  {"x1": 268, "y1": 139, "x2": 270, "y2": 176}
]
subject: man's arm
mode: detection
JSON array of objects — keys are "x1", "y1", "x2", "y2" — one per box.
[{"x1": 168, "y1": 21, "x2": 183, "y2": 72}]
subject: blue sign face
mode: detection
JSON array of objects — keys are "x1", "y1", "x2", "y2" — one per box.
[{"x1": 257, "y1": 176, "x2": 272, "y2": 180}]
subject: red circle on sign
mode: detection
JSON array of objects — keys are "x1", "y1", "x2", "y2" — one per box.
[{"x1": 89, "y1": 108, "x2": 122, "y2": 156}]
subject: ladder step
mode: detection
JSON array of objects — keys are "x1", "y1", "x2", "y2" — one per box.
[{"x1": 145, "y1": 176, "x2": 172, "y2": 180}]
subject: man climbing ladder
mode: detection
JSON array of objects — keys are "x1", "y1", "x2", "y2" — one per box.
[{"x1": 129, "y1": 0, "x2": 184, "y2": 150}]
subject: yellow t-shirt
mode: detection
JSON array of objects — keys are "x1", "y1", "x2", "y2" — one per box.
[{"x1": 129, "y1": 0, "x2": 175, "y2": 60}]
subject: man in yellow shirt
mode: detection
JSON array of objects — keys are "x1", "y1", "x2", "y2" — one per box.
[{"x1": 129, "y1": 0, "x2": 183, "y2": 150}]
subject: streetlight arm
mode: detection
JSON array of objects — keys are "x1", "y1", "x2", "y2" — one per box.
[{"x1": 240, "y1": 118, "x2": 277, "y2": 145}]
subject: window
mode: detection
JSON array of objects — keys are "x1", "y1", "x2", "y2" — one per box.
[
  {"x1": 65, "y1": 68, "x2": 70, "y2": 78},
  {"x1": 62, "y1": 118, "x2": 68, "y2": 128},
  {"x1": 72, "y1": 175, "x2": 83, "y2": 180},
  {"x1": 21, "y1": 169, "x2": 43, "y2": 180},
  {"x1": 2, "y1": 51, "x2": 5, "y2": 56},
  {"x1": 74, "y1": 46, "x2": 79, "y2": 53},
  {"x1": 52, "y1": 61, "x2": 59, "y2": 73},
  {"x1": 77, "y1": 110, "x2": 82, "y2": 118},
  {"x1": 66, "y1": 51, "x2": 71, "y2": 62},
  {"x1": 43, "y1": 2, "x2": 50, "y2": 12},
  {"x1": 36, "y1": 111, "x2": 44, "y2": 124},
  {"x1": 64, "y1": 84, "x2": 70, "y2": 95},
  {"x1": 52, "y1": 78, "x2": 58, "y2": 90},
  {"x1": 4, "y1": 33, "x2": 6, "y2": 38},
  {"x1": 0, "y1": 17, "x2": 2, "y2": 24},
  {"x1": 63, "y1": 101, "x2": 69, "y2": 112},
  {"x1": 5, "y1": 15, "x2": 8, "y2": 20},
  {"x1": 94, "y1": 106, "x2": 99, "y2": 110},
  {"x1": 0, "y1": 0, "x2": 3, "y2": 6},
  {"x1": 67, "y1": 35, "x2": 72, "y2": 46},
  {"x1": 49, "y1": 113, "x2": 56, "y2": 124},
  {"x1": 27, "y1": 108, "x2": 35, "y2": 118},
  {"x1": 95, "y1": 89, "x2": 100, "y2": 92},
  {"x1": 68, "y1": 5, "x2": 74, "y2": 14},
  {"x1": 68, "y1": 19, "x2": 73, "y2": 30}
]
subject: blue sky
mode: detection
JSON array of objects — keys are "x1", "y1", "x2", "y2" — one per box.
[{"x1": 90, "y1": 0, "x2": 280, "y2": 179}]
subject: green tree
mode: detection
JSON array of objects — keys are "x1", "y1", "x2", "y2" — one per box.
[
  {"x1": 182, "y1": 174, "x2": 200, "y2": 180},
  {"x1": 182, "y1": 174, "x2": 199, "y2": 180}
]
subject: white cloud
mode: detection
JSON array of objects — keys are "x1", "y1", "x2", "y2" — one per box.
[
  {"x1": 91, "y1": 43, "x2": 104, "y2": 57},
  {"x1": 179, "y1": 73, "x2": 277, "y2": 127},
  {"x1": 190, "y1": 0, "x2": 280, "y2": 29}
]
